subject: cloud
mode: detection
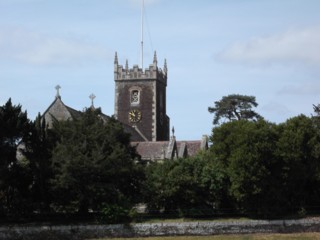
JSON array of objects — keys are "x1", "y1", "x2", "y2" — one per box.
[
  {"x1": 278, "y1": 83, "x2": 320, "y2": 96},
  {"x1": 0, "y1": 26, "x2": 110, "y2": 66},
  {"x1": 218, "y1": 26, "x2": 320, "y2": 68},
  {"x1": 261, "y1": 101, "x2": 293, "y2": 118}
]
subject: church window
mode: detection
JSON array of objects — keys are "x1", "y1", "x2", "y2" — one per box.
[{"x1": 131, "y1": 90, "x2": 140, "y2": 105}]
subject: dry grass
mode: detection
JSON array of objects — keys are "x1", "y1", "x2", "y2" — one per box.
[{"x1": 90, "y1": 232, "x2": 320, "y2": 240}]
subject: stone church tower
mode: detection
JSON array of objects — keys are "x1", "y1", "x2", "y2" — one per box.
[
  {"x1": 114, "y1": 51, "x2": 170, "y2": 142},
  {"x1": 41, "y1": 53, "x2": 207, "y2": 161}
]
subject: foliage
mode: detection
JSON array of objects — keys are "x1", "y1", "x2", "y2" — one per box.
[
  {"x1": 276, "y1": 115, "x2": 320, "y2": 212},
  {"x1": 208, "y1": 94, "x2": 262, "y2": 125},
  {"x1": 210, "y1": 119, "x2": 283, "y2": 217},
  {"x1": 23, "y1": 113, "x2": 56, "y2": 212},
  {"x1": 0, "y1": 98, "x2": 32, "y2": 216},
  {"x1": 2, "y1": 95, "x2": 320, "y2": 221},
  {"x1": 209, "y1": 114, "x2": 320, "y2": 217},
  {"x1": 143, "y1": 155, "x2": 227, "y2": 217},
  {"x1": 100, "y1": 204, "x2": 131, "y2": 223},
  {"x1": 313, "y1": 104, "x2": 320, "y2": 117},
  {"x1": 50, "y1": 108, "x2": 143, "y2": 214}
]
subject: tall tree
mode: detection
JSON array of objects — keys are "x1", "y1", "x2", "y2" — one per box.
[
  {"x1": 276, "y1": 115, "x2": 320, "y2": 212},
  {"x1": 210, "y1": 119, "x2": 283, "y2": 217},
  {"x1": 0, "y1": 98, "x2": 32, "y2": 216},
  {"x1": 23, "y1": 113, "x2": 56, "y2": 212},
  {"x1": 143, "y1": 155, "x2": 227, "y2": 217},
  {"x1": 210, "y1": 115, "x2": 320, "y2": 217},
  {"x1": 50, "y1": 108, "x2": 143, "y2": 214},
  {"x1": 208, "y1": 94, "x2": 262, "y2": 125}
]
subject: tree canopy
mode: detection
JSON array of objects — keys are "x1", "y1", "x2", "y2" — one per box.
[
  {"x1": 23, "y1": 113, "x2": 55, "y2": 212},
  {"x1": 2, "y1": 96, "x2": 320, "y2": 220},
  {"x1": 0, "y1": 99, "x2": 32, "y2": 215},
  {"x1": 143, "y1": 155, "x2": 226, "y2": 217},
  {"x1": 208, "y1": 94, "x2": 262, "y2": 125},
  {"x1": 210, "y1": 119, "x2": 282, "y2": 216},
  {"x1": 209, "y1": 114, "x2": 320, "y2": 217},
  {"x1": 50, "y1": 108, "x2": 143, "y2": 214}
]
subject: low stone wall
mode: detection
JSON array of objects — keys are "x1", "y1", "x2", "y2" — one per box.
[{"x1": 1, "y1": 218, "x2": 320, "y2": 240}]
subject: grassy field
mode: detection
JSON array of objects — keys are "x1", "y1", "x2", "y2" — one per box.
[{"x1": 91, "y1": 233, "x2": 320, "y2": 240}]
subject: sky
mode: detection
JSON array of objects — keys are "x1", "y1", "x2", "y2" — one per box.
[{"x1": 1, "y1": 0, "x2": 320, "y2": 140}]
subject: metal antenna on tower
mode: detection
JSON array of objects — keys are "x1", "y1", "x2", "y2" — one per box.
[{"x1": 141, "y1": 0, "x2": 144, "y2": 70}]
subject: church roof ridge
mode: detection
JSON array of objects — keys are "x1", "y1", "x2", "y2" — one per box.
[{"x1": 42, "y1": 96, "x2": 63, "y2": 118}]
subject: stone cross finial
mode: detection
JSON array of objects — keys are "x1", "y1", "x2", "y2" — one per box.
[
  {"x1": 55, "y1": 85, "x2": 61, "y2": 98},
  {"x1": 89, "y1": 93, "x2": 96, "y2": 107}
]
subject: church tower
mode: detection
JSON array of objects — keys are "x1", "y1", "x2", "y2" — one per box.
[{"x1": 114, "y1": 51, "x2": 170, "y2": 142}]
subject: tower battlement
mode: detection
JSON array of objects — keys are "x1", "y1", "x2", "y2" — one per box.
[{"x1": 114, "y1": 52, "x2": 167, "y2": 85}]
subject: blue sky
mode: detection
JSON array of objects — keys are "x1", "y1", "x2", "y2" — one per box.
[{"x1": 1, "y1": 0, "x2": 320, "y2": 140}]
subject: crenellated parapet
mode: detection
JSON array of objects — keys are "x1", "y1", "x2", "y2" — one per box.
[{"x1": 114, "y1": 51, "x2": 167, "y2": 85}]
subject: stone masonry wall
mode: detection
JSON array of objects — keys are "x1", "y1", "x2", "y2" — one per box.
[{"x1": 1, "y1": 219, "x2": 320, "y2": 240}]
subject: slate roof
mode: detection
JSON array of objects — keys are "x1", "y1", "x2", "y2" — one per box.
[
  {"x1": 43, "y1": 97, "x2": 82, "y2": 128},
  {"x1": 132, "y1": 141, "x2": 169, "y2": 160},
  {"x1": 177, "y1": 141, "x2": 203, "y2": 157},
  {"x1": 132, "y1": 136, "x2": 208, "y2": 161},
  {"x1": 65, "y1": 105, "x2": 82, "y2": 120},
  {"x1": 42, "y1": 97, "x2": 208, "y2": 161}
]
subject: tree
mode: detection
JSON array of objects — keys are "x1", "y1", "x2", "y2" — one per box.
[
  {"x1": 210, "y1": 119, "x2": 283, "y2": 217},
  {"x1": 0, "y1": 98, "x2": 32, "y2": 216},
  {"x1": 313, "y1": 104, "x2": 320, "y2": 117},
  {"x1": 276, "y1": 115, "x2": 320, "y2": 213},
  {"x1": 23, "y1": 113, "x2": 56, "y2": 212},
  {"x1": 209, "y1": 114, "x2": 320, "y2": 217},
  {"x1": 50, "y1": 108, "x2": 143, "y2": 215},
  {"x1": 208, "y1": 94, "x2": 262, "y2": 125},
  {"x1": 143, "y1": 156, "x2": 227, "y2": 217}
]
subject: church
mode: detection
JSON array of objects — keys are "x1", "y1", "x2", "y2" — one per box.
[{"x1": 42, "y1": 52, "x2": 208, "y2": 161}]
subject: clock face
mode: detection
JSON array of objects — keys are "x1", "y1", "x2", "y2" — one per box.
[{"x1": 129, "y1": 109, "x2": 142, "y2": 123}]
